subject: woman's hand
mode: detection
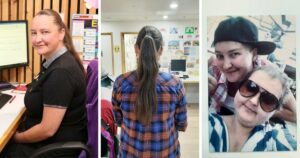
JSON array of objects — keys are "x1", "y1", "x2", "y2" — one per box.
[
  {"x1": 208, "y1": 74, "x2": 217, "y2": 94},
  {"x1": 208, "y1": 55, "x2": 218, "y2": 94}
]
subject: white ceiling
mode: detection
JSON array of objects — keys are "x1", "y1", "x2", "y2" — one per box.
[{"x1": 101, "y1": 0, "x2": 199, "y2": 21}]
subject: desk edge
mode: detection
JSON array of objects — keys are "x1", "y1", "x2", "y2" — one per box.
[{"x1": 0, "y1": 108, "x2": 26, "y2": 152}]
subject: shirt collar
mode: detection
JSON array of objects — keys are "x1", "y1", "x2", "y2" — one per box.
[
  {"x1": 218, "y1": 73, "x2": 227, "y2": 84},
  {"x1": 43, "y1": 46, "x2": 67, "y2": 69}
]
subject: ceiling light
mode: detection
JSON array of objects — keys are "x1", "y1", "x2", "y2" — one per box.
[
  {"x1": 170, "y1": 3, "x2": 178, "y2": 9},
  {"x1": 163, "y1": 15, "x2": 168, "y2": 19}
]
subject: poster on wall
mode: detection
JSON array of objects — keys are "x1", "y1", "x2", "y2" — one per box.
[
  {"x1": 124, "y1": 34, "x2": 138, "y2": 72},
  {"x1": 185, "y1": 26, "x2": 195, "y2": 34},
  {"x1": 160, "y1": 25, "x2": 199, "y2": 77},
  {"x1": 71, "y1": 14, "x2": 98, "y2": 61}
]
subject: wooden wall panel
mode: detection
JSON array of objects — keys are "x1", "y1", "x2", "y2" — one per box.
[
  {"x1": 0, "y1": 0, "x2": 98, "y2": 83},
  {"x1": 80, "y1": 0, "x2": 87, "y2": 14},
  {"x1": 61, "y1": 0, "x2": 69, "y2": 27},
  {"x1": 33, "y1": 0, "x2": 42, "y2": 77},
  {"x1": 69, "y1": 0, "x2": 78, "y2": 30},
  {"x1": 9, "y1": 0, "x2": 18, "y2": 82},
  {"x1": 17, "y1": 0, "x2": 26, "y2": 83},
  {"x1": 89, "y1": 8, "x2": 97, "y2": 14},
  {"x1": 1, "y1": 0, "x2": 9, "y2": 20},
  {"x1": 1, "y1": 0, "x2": 9, "y2": 81},
  {"x1": 18, "y1": 0, "x2": 25, "y2": 20},
  {"x1": 10, "y1": 0, "x2": 18, "y2": 20},
  {"x1": 43, "y1": 0, "x2": 51, "y2": 9},
  {"x1": 52, "y1": 0, "x2": 60, "y2": 12},
  {"x1": 0, "y1": 0, "x2": 2, "y2": 20},
  {"x1": 26, "y1": 0, "x2": 34, "y2": 83}
]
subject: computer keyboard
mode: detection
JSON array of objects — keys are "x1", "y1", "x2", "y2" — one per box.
[
  {"x1": 0, "y1": 82, "x2": 15, "y2": 91},
  {"x1": 0, "y1": 93, "x2": 12, "y2": 109}
]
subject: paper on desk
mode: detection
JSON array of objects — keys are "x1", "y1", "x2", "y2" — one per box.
[
  {"x1": 0, "y1": 113, "x2": 19, "y2": 138},
  {"x1": 0, "y1": 91, "x2": 25, "y2": 115},
  {"x1": 11, "y1": 85, "x2": 27, "y2": 94}
]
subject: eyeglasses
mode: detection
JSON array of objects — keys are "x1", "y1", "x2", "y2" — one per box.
[{"x1": 238, "y1": 79, "x2": 280, "y2": 112}]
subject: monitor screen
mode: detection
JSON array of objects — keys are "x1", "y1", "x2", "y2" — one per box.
[
  {"x1": 0, "y1": 20, "x2": 29, "y2": 69},
  {"x1": 170, "y1": 59, "x2": 186, "y2": 72}
]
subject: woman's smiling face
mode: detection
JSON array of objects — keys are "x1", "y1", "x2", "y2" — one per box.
[
  {"x1": 234, "y1": 69, "x2": 282, "y2": 128},
  {"x1": 215, "y1": 41, "x2": 257, "y2": 83},
  {"x1": 31, "y1": 15, "x2": 65, "y2": 59}
]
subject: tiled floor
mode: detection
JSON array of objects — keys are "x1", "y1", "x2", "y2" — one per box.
[
  {"x1": 114, "y1": 103, "x2": 199, "y2": 157},
  {"x1": 179, "y1": 104, "x2": 199, "y2": 158}
]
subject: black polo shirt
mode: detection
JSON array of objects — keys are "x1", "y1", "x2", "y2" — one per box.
[{"x1": 23, "y1": 52, "x2": 87, "y2": 144}]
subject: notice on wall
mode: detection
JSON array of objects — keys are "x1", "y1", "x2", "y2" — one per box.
[
  {"x1": 159, "y1": 26, "x2": 199, "y2": 77},
  {"x1": 72, "y1": 14, "x2": 98, "y2": 60}
]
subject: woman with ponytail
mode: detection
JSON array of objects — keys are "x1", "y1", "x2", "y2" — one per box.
[
  {"x1": 0, "y1": 9, "x2": 87, "y2": 157},
  {"x1": 112, "y1": 26, "x2": 187, "y2": 157}
]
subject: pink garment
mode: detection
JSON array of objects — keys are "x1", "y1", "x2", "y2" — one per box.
[
  {"x1": 101, "y1": 99, "x2": 117, "y2": 135},
  {"x1": 85, "y1": 0, "x2": 98, "y2": 8},
  {"x1": 102, "y1": 130, "x2": 115, "y2": 158}
]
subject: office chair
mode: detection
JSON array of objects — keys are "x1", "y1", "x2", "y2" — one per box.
[
  {"x1": 29, "y1": 142, "x2": 92, "y2": 158},
  {"x1": 30, "y1": 60, "x2": 99, "y2": 158}
]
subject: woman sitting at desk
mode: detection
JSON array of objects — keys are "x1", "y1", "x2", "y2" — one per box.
[
  {"x1": 0, "y1": 9, "x2": 87, "y2": 157},
  {"x1": 209, "y1": 65, "x2": 296, "y2": 152}
]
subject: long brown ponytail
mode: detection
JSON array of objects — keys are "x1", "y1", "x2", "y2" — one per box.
[
  {"x1": 135, "y1": 26, "x2": 163, "y2": 124},
  {"x1": 35, "y1": 9, "x2": 85, "y2": 74}
]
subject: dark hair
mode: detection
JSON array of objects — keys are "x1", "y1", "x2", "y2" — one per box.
[
  {"x1": 213, "y1": 16, "x2": 276, "y2": 55},
  {"x1": 35, "y1": 9, "x2": 85, "y2": 74},
  {"x1": 135, "y1": 26, "x2": 163, "y2": 124}
]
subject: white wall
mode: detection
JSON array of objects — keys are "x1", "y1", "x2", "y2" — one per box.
[
  {"x1": 102, "y1": 20, "x2": 199, "y2": 103},
  {"x1": 102, "y1": 20, "x2": 198, "y2": 76}
]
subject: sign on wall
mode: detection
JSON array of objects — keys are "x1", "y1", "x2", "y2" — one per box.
[
  {"x1": 71, "y1": 14, "x2": 98, "y2": 60},
  {"x1": 159, "y1": 26, "x2": 199, "y2": 76}
]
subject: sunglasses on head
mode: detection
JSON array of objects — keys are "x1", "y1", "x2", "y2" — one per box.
[{"x1": 238, "y1": 79, "x2": 280, "y2": 112}]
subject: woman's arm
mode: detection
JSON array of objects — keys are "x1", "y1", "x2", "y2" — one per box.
[
  {"x1": 13, "y1": 106, "x2": 66, "y2": 143},
  {"x1": 208, "y1": 56, "x2": 219, "y2": 94},
  {"x1": 273, "y1": 91, "x2": 296, "y2": 123},
  {"x1": 175, "y1": 81, "x2": 188, "y2": 132},
  {"x1": 111, "y1": 76, "x2": 123, "y2": 126}
]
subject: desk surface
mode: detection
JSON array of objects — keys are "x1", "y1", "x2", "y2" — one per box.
[
  {"x1": 181, "y1": 76, "x2": 199, "y2": 83},
  {"x1": 0, "y1": 90, "x2": 25, "y2": 152}
]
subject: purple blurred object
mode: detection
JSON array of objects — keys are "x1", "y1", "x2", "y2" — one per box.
[{"x1": 79, "y1": 59, "x2": 98, "y2": 158}]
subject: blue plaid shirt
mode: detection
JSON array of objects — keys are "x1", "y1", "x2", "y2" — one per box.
[{"x1": 112, "y1": 71, "x2": 188, "y2": 158}]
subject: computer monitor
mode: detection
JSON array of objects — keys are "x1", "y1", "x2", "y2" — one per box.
[
  {"x1": 0, "y1": 20, "x2": 29, "y2": 70},
  {"x1": 170, "y1": 59, "x2": 186, "y2": 72}
]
